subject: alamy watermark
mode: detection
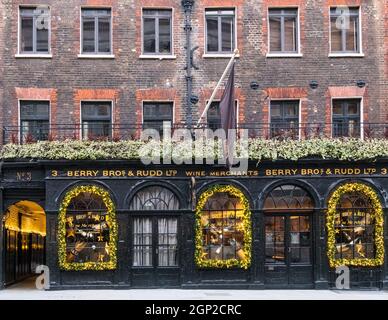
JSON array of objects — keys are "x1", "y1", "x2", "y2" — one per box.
[
  {"x1": 335, "y1": 266, "x2": 350, "y2": 290},
  {"x1": 35, "y1": 265, "x2": 50, "y2": 290},
  {"x1": 138, "y1": 122, "x2": 249, "y2": 173}
]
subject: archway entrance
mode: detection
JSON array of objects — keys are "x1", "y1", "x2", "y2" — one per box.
[{"x1": 2, "y1": 201, "x2": 46, "y2": 287}]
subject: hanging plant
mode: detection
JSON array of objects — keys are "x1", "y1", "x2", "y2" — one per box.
[
  {"x1": 327, "y1": 183, "x2": 384, "y2": 268},
  {"x1": 195, "y1": 185, "x2": 252, "y2": 269},
  {"x1": 58, "y1": 185, "x2": 118, "y2": 271}
]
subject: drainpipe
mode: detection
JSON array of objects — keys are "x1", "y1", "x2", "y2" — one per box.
[{"x1": 182, "y1": 0, "x2": 197, "y2": 128}]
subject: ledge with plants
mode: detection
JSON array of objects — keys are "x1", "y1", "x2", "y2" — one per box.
[{"x1": 1, "y1": 138, "x2": 388, "y2": 162}]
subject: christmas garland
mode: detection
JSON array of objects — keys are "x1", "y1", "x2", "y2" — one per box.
[
  {"x1": 58, "y1": 185, "x2": 118, "y2": 271},
  {"x1": 195, "y1": 185, "x2": 252, "y2": 269},
  {"x1": 327, "y1": 182, "x2": 384, "y2": 268}
]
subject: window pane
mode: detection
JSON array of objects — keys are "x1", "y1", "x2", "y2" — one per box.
[
  {"x1": 284, "y1": 16, "x2": 297, "y2": 52},
  {"x1": 206, "y1": 17, "x2": 219, "y2": 52},
  {"x1": 20, "y1": 101, "x2": 49, "y2": 119},
  {"x1": 159, "y1": 18, "x2": 171, "y2": 53},
  {"x1": 332, "y1": 101, "x2": 343, "y2": 115},
  {"x1": 335, "y1": 192, "x2": 376, "y2": 260},
  {"x1": 65, "y1": 192, "x2": 111, "y2": 264},
  {"x1": 133, "y1": 218, "x2": 152, "y2": 267},
  {"x1": 143, "y1": 18, "x2": 156, "y2": 53},
  {"x1": 82, "y1": 103, "x2": 111, "y2": 118},
  {"x1": 158, "y1": 218, "x2": 178, "y2": 267},
  {"x1": 270, "y1": 103, "x2": 281, "y2": 117},
  {"x1": 347, "y1": 101, "x2": 359, "y2": 115},
  {"x1": 21, "y1": 17, "x2": 33, "y2": 52},
  {"x1": 221, "y1": 17, "x2": 233, "y2": 52},
  {"x1": 269, "y1": 17, "x2": 281, "y2": 52},
  {"x1": 330, "y1": 18, "x2": 342, "y2": 51},
  {"x1": 265, "y1": 216, "x2": 285, "y2": 264},
  {"x1": 82, "y1": 121, "x2": 111, "y2": 139},
  {"x1": 36, "y1": 27, "x2": 49, "y2": 52},
  {"x1": 346, "y1": 16, "x2": 358, "y2": 52},
  {"x1": 98, "y1": 18, "x2": 111, "y2": 53},
  {"x1": 200, "y1": 192, "x2": 245, "y2": 262},
  {"x1": 82, "y1": 19, "x2": 95, "y2": 53}
]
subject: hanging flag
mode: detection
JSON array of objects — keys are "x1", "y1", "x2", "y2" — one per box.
[
  {"x1": 219, "y1": 63, "x2": 236, "y2": 166},
  {"x1": 219, "y1": 63, "x2": 236, "y2": 138}
]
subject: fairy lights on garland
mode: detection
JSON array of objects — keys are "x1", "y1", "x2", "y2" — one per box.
[
  {"x1": 327, "y1": 183, "x2": 384, "y2": 268},
  {"x1": 195, "y1": 185, "x2": 252, "y2": 269},
  {"x1": 58, "y1": 185, "x2": 118, "y2": 271}
]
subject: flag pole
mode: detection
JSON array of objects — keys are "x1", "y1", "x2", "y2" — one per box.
[{"x1": 196, "y1": 48, "x2": 239, "y2": 127}]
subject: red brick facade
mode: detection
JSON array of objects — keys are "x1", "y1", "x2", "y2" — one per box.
[{"x1": 0, "y1": 0, "x2": 387, "y2": 143}]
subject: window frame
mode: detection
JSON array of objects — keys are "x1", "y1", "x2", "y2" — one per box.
[
  {"x1": 329, "y1": 6, "x2": 363, "y2": 57},
  {"x1": 80, "y1": 100, "x2": 113, "y2": 140},
  {"x1": 267, "y1": 7, "x2": 302, "y2": 58},
  {"x1": 331, "y1": 97, "x2": 363, "y2": 139},
  {"x1": 142, "y1": 101, "x2": 174, "y2": 135},
  {"x1": 131, "y1": 216, "x2": 180, "y2": 269},
  {"x1": 141, "y1": 8, "x2": 174, "y2": 57},
  {"x1": 269, "y1": 99, "x2": 301, "y2": 140},
  {"x1": 204, "y1": 7, "x2": 237, "y2": 57},
  {"x1": 79, "y1": 7, "x2": 114, "y2": 58},
  {"x1": 18, "y1": 99, "x2": 50, "y2": 143},
  {"x1": 17, "y1": 6, "x2": 52, "y2": 57}
]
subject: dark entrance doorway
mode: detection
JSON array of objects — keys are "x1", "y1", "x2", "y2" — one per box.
[
  {"x1": 263, "y1": 185, "x2": 315, "y2": 288},
  {"x1": 129, "y1": 186, "x2": 181, "y2": 287},
  {"x1": 2, "y1": 201, "x2": 46, "y2": 287}
]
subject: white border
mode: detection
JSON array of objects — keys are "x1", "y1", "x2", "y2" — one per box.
[
  {"x1": 268, "y1": 98, "x2": 302, "y2": 140},
  {"x1": 328, "y1": 6, "x2": 364, "y2": 57},
  {"x1": 18, "y1": 98, "x2": 51, "y2": 143},
  {"x1": 78, "y1": 5, "x2": 114, "y2": 58},
  {"x1": 266, "y1": 6, "x2": 302, "y2": 58},
  {"x1": 79, "y1": 99, "x2": 114, "y2": 140},
  {"x1": 141, "y1": 100, "x2": 176, "y2": 127},
  {"x1": 330, "y1": 96, "x2": 364, "y2": 139},
  {"x1": 203, "y1": 6, "x2": 239, "y2": 58},
  {"x1": 139, "y1": 7, "x2": 176, "y2": 59},
  {"x1": 16, "y1": 5, "x2": 52, "y2": 58}
]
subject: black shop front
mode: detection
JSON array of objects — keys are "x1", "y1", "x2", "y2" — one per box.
[{"x1": 1, "y1": 159, "x2": 388, "y2": 290}]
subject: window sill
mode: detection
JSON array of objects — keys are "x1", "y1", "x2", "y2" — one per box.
[
  {"x1": 266, "y1": 53, "x2": 303, "y2": 58},
  {"x1": 77, "y1": 54, "x2": 115, "y2": 59},
  {"x1": 139, "y1": 54, "x2": 177, "y2": 60},
  {"x1": 329, "y1": 53, "x2": 365, "y2": 58},
  {"x1": 203, "y1": 53, "x2": 240, "y2": 58},
  {"x1": 15, "y1": 53, "x2": 52, "y2": 59}
]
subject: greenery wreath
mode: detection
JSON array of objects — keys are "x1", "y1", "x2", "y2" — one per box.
[
  {"x1": 327, "y1": 182, "x2": 384, "y2": 268},
  {"x1": 195, "y1": 185, "x2": 252, "y2": 269},
  {"x1": 58, "y1": 185, "x2": 118, "y2": 271}
]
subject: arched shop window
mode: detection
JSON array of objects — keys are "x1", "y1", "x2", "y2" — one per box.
[
  {"x1": 129, "y1": 186, "x2": 180, "y2": 267},
  {"x1": 327, "y1": 183, "x2": 384, "y2": 267},
  {"x1": 195, "y1": 185, "x2": 252, "y2": 269},
  {"x1": 264, "y1": 185, "x2": 314, "y2": 210},
  {"x1": 58, "y1": 185, "x2": 117, "y2": 270}
]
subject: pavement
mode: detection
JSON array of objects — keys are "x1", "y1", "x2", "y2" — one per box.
[{"x1": 0, "y1": 278, "x2": 387, "y2": 300}]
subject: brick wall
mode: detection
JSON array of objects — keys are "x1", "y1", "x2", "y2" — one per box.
[{"x1": 0, "y1": 0, "x2": 387, "y2": 141}]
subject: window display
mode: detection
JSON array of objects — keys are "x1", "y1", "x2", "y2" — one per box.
[
  {"x1": 327, "y1": 183, "x2": 384, "y2": 267},
  {"x1": 58, "y1": 185, "x2": 117, "y2": 270},
  {"x1": 195, "y1": 185, "x2": 252, "y2": 269}
]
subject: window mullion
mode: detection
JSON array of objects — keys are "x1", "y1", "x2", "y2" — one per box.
[
  {"x1": 155, "y1": 17, "x2": 160, "y2": 54},
  {"x1": 32, "y1": 15, "x2": 37, "y2": 53},
  {"x1": 218, "y1": 16, "x2": 222, "y2": 53},
  {"x1": 280, "y1": 15, "x2": 285, "y2": 52},
  {"x1": 95, "y1": 17, "x2": 99, "y2": 53},
  {"x1": 342, "y1": 26, "x2": 347, "y2": 52}
]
